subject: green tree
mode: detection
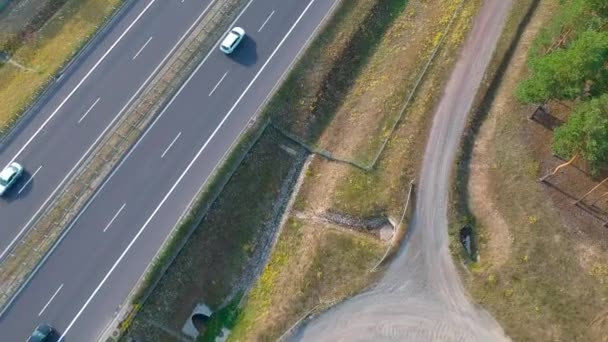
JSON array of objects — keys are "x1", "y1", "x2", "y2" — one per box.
[
  {"x1": 553, "y1": 94, "x2": 608, "y2": 171},
  {"x1": 530, "y1": 0, "x2": 604, "y2": 58},
  {"x1": 517, "y1": 30, "x2": 608, "y2": 104},
  {"x1": 587, "y1": 0, "x2": 608, "y2": 17}
]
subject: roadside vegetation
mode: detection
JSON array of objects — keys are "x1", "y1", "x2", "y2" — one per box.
[
  {"x1": 452, "y1": 0, "x2": 608, "y2": 340},
  {"x1": 123, "y1": 0, "x2": 483, "y2": 340},
  {"x1": 231, "y1": 0, "x2": 482, "y2": 340},
  {"x1": 125, "y1": 128, "x2": 305, "y2": 341},
  {"x1": 0, "y1": 0, "x2": 123, "y2": 133},
  {"x1": 229, "y1": 218, "x2": 384, "y2": 341}
]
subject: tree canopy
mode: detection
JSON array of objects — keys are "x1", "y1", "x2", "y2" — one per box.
[
  {"x1": 553, "y1": 94, "x2": 608, "y2": 171},
  {"x1": 517, "y1": 0, "x2": 608, "y2": 171},
  {"x1": 517, "y1": 30, "x2": 608, "y2": 104},
  {"x1": 587, "y1": 0, "x2": 608, "y2": 17}
]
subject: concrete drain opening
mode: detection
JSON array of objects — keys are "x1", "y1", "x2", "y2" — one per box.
[
  {"x1": 182, "y1": 303, "x2": 213, "y2": 338},
  {"x1": 192, "y1": 313, "x2": 211, "y2": 331}
]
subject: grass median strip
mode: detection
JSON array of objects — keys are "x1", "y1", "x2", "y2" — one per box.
[
  {"x1": 0, "y1": 0, "x2": 247, "y2": 313},
  {"x1": 0, "y1": 0, "x2": 124, "y2": 134}
]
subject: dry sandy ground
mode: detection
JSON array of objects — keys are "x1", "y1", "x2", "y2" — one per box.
[{"x1": 291, "y1": 0, "x2": 513, "y2": 340}]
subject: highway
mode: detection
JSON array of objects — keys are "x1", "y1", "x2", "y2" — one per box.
[
  {"x1": 0, "y1": 0, "x2": 219, "y2": 261},
  {"x1": 0, "y1": 0, "x2": 338, "y2": 340}
]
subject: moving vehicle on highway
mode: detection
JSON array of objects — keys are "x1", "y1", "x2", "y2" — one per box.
[
  {"x1": 0, "y1": 162, "x2": 23, "y2": 196},
  {"x1": 220, "y1": 27, "x2": 245, "y2": 54},
  {"x1": 28, "y1": 323, "x2": 55, "y2": 342}
]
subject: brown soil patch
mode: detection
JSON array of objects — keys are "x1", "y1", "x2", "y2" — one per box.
[
  {"x1": 295, "y1": 156, "x2": 351, "y2": 213},
  {"x1": 591, "y1": 310, "x2": 608, "y2": 342},
  {"x1": 469, "y1": 109, "x2": 512, "y2": 269},
  {"x1": 575, "y1": 242, "x2": 608, "y2": 281},
  {"x1": 539, "y1": 145, "x2": 608, "y2": 245}
]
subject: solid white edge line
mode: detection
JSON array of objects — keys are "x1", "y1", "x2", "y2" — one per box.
[
  {"x1": 62, "y1": 0, "x2": 255, "y2": 219},
  {"x1": 17, "y1": 165, "x2": 42, "y2": 195},
  {"x1": 132, "y1": 36, "x2": 154, "y2": 60},
  {"x1": 208, "y1": 71, "x2": 228, "y2": 96},
  {"x1": 100, "y1": 0, "x2": 339, "y2": 338},
  {"x1": 0, "y1": 0, "x2": 248, "y2": 321},
  {"x1": 59, "y1": 0, "x2": 316, "y2": 339},
  {"x1": 38, "y1": 283, "x2": 63, "y2": 317},
  {"x1": 78, "y1": 97, "x2": 101, "y2": 124},
  {"x1": 258, "y1": 10, "x2": 275, "y2": 32},
  {"x1": 0, "y1": 0, "x2": 218, "y2": 262},
  {"x1": 5, "y1": 0, "x2": 158, "y2": 168},
  {"x1": 161, "y1": 132, "x2": 182, "y2": 158},
  {"x1": 103, "y1": 203, "x2": 126, "y2": 233}
]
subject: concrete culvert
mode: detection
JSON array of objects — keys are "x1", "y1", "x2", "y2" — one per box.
[
  {"x1": 192, "y1": 313, "x2": 211, "y2": 331},
  {"x1": 182, "y1": 303, "x2": 213, "y2": 338}
]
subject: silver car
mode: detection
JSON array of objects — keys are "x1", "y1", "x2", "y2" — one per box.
[
  {"x1": 220, "y1": 27, "x2": 245, "y2": 54},
  {"x1": 0, "y1": 162, "x2": 23, "y2": 196}
]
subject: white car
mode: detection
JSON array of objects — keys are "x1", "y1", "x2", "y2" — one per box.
[
  {"x1": 220, "y1": 27, "x2": 245, "y2": 54},
  {"x1": 0, "y1": 162, "x2": 23, "y2": 196}
]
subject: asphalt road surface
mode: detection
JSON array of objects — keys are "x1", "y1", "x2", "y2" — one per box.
[
  {"x1": 0, "y1": 0, "x2": 339, "y2": 340},
  {"x1": 293, "y1": 0, "x2": 513, "y2": 341},
  {"x1": 0, "y1": 0, "x2": 219, "y2": 261}
]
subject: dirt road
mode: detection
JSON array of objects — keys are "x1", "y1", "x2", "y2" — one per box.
[{"x1": 291, "y1": 0, "x2": 513, "y2": 340}]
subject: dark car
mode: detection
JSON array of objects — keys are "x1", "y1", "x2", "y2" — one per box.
[{"x1": 28, "y1": 323, "x2": 54, "y2": 342}]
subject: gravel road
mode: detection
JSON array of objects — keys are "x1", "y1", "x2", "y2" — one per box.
[{"x1": 291, "y1": 0, "x2": 513, "y2": 340}]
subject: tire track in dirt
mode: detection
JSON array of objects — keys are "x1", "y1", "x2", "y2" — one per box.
[{"x1": 291, "y1": 0, "x2": 513, "y2": 340}]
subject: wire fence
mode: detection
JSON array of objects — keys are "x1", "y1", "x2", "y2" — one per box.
[{"x1": 271, "y1": 0, "x2": 467, "y2": 172}]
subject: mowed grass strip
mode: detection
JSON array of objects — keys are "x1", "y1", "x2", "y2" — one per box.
[
  {"x1": 0, "y1": 0, "x2": 123, "y2": 133},
  {"x1": 126, "y1": 128, "x2": 303, "y2": 341},
  {"x1": 293, "y1": 0, "x2": 481, "y2": 219},
  {"x1": 229, "y1": 218, "x2": 384, "y2": 341}
]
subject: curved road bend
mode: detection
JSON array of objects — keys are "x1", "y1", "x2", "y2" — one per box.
[
  {"x1": 0, "y1": 0, "x2": 218, "y2": 260},
  {"x1": 0, "y1": 0, "x2": 339, "y2": 340},
  {"x1": 294, "y1": 0, "x2": 513, "y2": 340}
]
